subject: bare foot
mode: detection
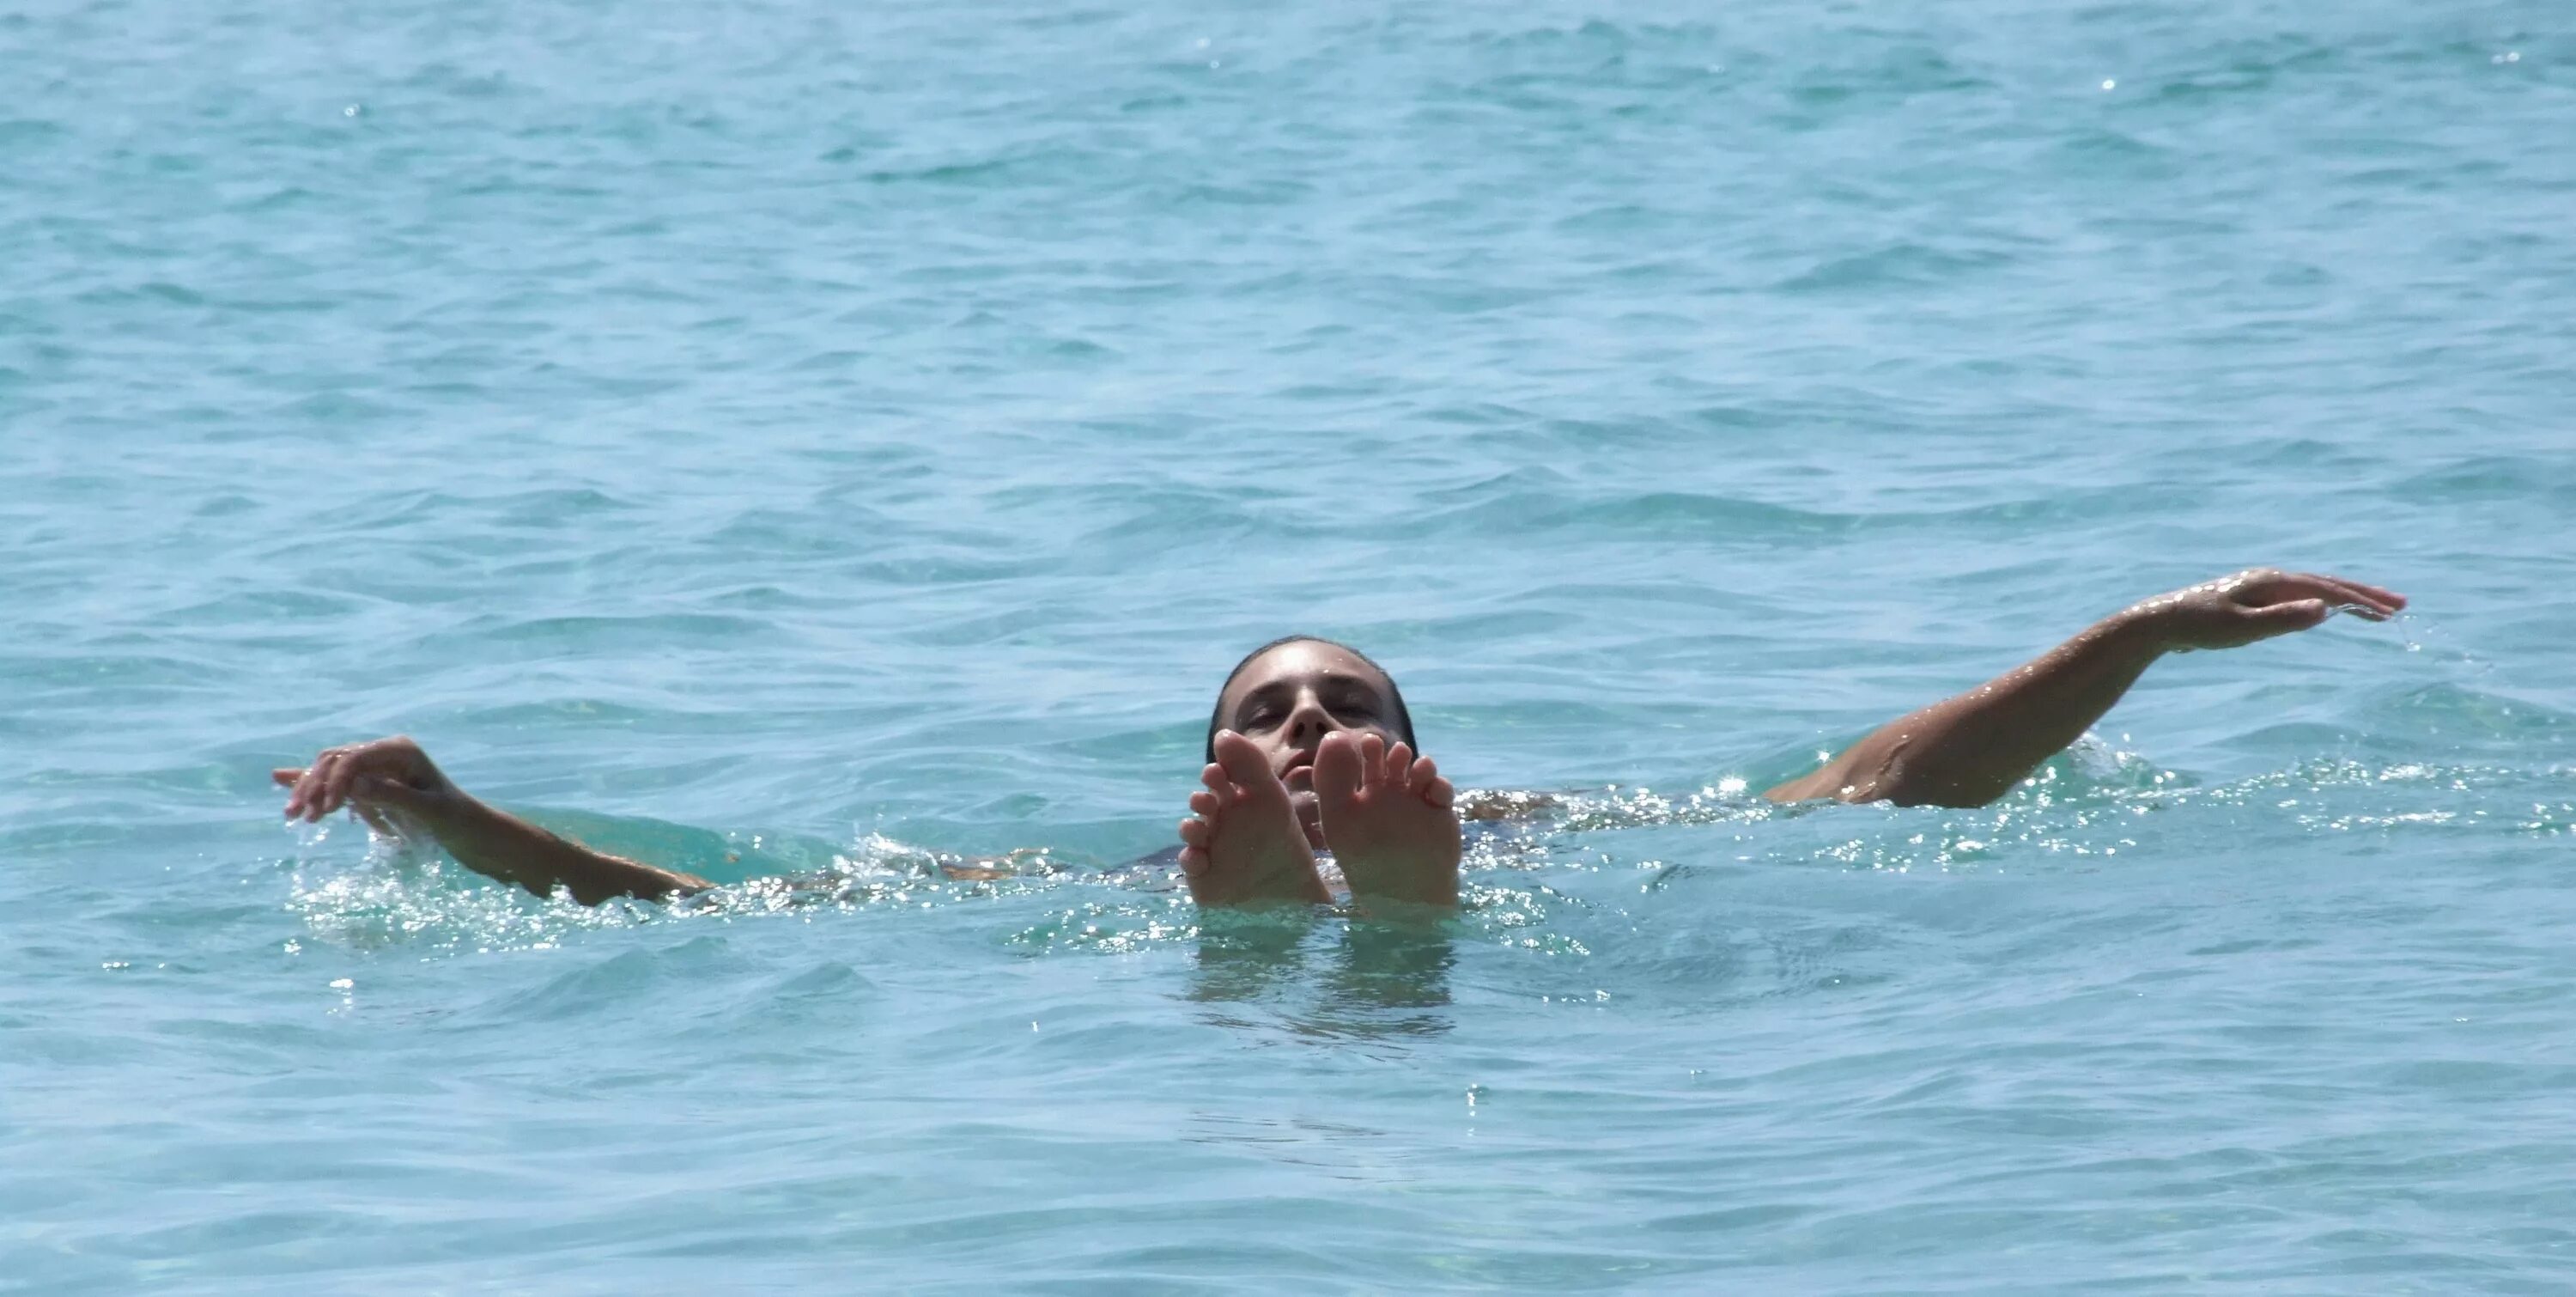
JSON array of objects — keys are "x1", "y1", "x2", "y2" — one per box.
[
  {"x1": 1177, "y1": 730, "x2": 1333, "y2": 908},
  {"x1": 1313, "y1": 731, "x2": 1461, "y2": 910}
]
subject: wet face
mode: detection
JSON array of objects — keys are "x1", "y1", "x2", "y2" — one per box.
[{"x1": 1214, "y1": 640, "x2": 1407, "y2": 828}]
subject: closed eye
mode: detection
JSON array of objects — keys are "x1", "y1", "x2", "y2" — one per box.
[{"x1": 1324, "y1": 685, "x2": 1380, "y2": 717}]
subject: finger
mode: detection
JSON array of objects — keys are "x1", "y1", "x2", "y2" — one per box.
[
  {"x1": 2317, "y1": 574, "x2": 2406, "y2": 608},
  {"x1": 1382, "y1": 741, "x2": 1413, "y2": 787},
  {"x1": 1406, "y1": 755, "x2": 1439, "y2": 798},
  {"x1": 1425, "y1": 776, "x2": 1455, "y2": 811},
  {"x1": 319, "y1": 752, "x2": 364, "y2": 819},
  {"x1": 1188, "y1": 790, "x2": 1220, "y2": 817},
  {"x1": 271, "y1": 768, "x2": 306, "y2": 789},
  {"x1": 2266, "y1": 573, "x2": 2399, "y2": 620},
  {"x1": 2287, "y1": 573, "x2": 2401, "y2": 619},
  {"x1": 2239, "y1": 597, "x2": 2330, "y2": 640},
  {"x1": 284, "y1": 757, "x2": 314, "y2": 817},
  {"x1": 290, "y1": 753, "x2": 336, "y2": 820},
  {"x1": 2323, "y1": 575, "x2": 2405, "y2": 618}
]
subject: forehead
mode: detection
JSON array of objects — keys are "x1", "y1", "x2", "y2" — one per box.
[{"x1": 1219, "y1": 641, "x2": 1393, "y2": 711}]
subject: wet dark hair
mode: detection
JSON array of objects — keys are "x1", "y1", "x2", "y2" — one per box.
[{"x1": 1204, "y1": 635, "x2": 1418, "y2": 764}]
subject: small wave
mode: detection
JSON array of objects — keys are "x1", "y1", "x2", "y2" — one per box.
[
  {"x1": 2391, "y1": 455, "x2": 2576, "y2": 502},
  {"x1": 1774, "y1": 242, "x2": 2013, "y2": 295},
  {"x1": 860, "y1": 155, "x2": 1040, "y2": 187}
]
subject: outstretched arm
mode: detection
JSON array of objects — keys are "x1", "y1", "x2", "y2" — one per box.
[
  {"x1": 1765, "y1": 569, "x2": 2407, "y2": 808},
  {"x1": 275, "y1": 736, "x2": 711, "y2": 904}
]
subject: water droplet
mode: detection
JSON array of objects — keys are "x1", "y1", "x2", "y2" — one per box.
[{"x1": 2100, "y1": 78, "x2": 2117, "y2": 91}]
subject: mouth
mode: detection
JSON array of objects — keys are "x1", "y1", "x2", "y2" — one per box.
[{"x1": 1281, "y1": 758, "x2": 1315, "y2": 790}]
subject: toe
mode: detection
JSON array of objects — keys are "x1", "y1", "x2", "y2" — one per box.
[
  {"x1": 1200, "y1": 764, "x2": 1243, "y2": 809},
  {"x1": 1425, "y1": 776, "x2": 1455, "y2": 810},
  {"x1": 1384, "y1": 742, "x2": 1413, "y2": 786},
  {"x1": 1314, "y1": 730, "x2": 1365, "y2": 805},
  {"x1": 1212, "y1": 730, "x2": 1288, "y2": 807},
  {"x1": 1179, "y1": 816, "x2": 1212, "y2": 848},
  {"x1": 1407, "y1": 755, "x2": 1438, "y2": 797},
  {"x1": 1188, "y1": 790, "x2": 1221, "y2": 817},
  {"x1": 1357, "y1": 734, "x2": 1388, "y2": 787}
]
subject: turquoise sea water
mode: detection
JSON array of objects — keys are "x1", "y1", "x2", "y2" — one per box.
[{"x1": 8, "y1": 0, "x2": 2576, "y2": 1288}]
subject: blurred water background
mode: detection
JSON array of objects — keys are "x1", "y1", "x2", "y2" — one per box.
[{"x1": 6, "y1": 0, "x2": 2575, "y2": 1289}]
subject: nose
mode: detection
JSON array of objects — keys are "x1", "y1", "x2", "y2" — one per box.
[{"x1": 1284, "y1": 689, "x2": 1341, "y2": 747}]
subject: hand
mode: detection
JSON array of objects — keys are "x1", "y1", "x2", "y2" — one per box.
[
  {"x1": 273, "y1": 735, "x2": 458, "y2": 824},
  {"x1": 2123, "y1": 569, "x2": 2407, "y2": 652}
]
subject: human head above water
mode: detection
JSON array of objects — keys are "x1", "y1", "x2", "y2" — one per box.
[{"x1": 1204, "y1": 636, "x2": 1419, "y2": 770}]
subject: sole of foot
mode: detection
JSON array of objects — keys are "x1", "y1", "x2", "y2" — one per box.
[
  {"x1": 1176, "y1": 729, "x2": 1333, "y2": 908},
  {"x1": 1314, "y1": 730, "x2": 1461, "y2": 911}
]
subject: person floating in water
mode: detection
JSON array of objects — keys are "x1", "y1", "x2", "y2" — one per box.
[{"x1": 276, "y1": 568, "x2": 2405, "y2": 910}]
